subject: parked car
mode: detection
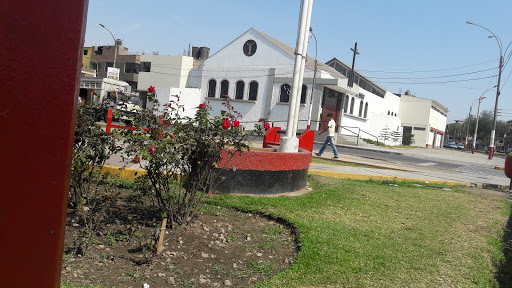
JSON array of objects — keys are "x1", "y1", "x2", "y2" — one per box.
[
  {"x1": 457, "y1": 143, "x2": 465, "y2": 149},
  {"x1": 445, "y1": 142, "x2": 457, "y2": 149},
  {"x1": 96, "y1": 91, "x2": 141, "y2": 124}
]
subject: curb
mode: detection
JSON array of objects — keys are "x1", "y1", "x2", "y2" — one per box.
[
  {"x1": 311, "y1": 155, "x2": 414, "y2": 172},
  {"x1": 308, "y1": 170, "x2": 471, "y2": 186},
  {"x1": 101, "y1": 164, "x2": 476, "y2": 187}
]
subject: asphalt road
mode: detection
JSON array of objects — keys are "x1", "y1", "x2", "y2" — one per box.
[{"x1": 312, "y1": 143, "x2": 506, "y2": 179}]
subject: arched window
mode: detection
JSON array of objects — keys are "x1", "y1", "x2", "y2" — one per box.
[
  {"x1": 207, "y1": 79, "x2": 216, "y2": 98},
  {"x1": 220, "y1": 80, "x2": 229, "y2": 98},
  {"x1": 358, "y1": 100, "x2": 364, "y2": 117},
  {"x1": 344, "y1": 95, "x2": 349, "y2": 113},
  {"x1": 300, "y1": 84, "x2": 307, "y2": 104},
  {"x1": 364, "y1": 102, "x2": 368, "y2": 118},
  {"x1": 280, "y1": 84, "x2": 291, "y2": 102},
  {"x1": 235, "y1": 80, "x2": 244, "y2": 100},
  {"x1": 387, "y1": 111, "x2": 390, "y2": 115},
  {"x1": 349, "y1": 98, "x2": 355, "y2": 114},
  {"x1": 248, "y1": 81, "x2": 258, "y2": 100}
]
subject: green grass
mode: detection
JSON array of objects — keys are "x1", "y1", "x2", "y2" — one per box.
[{"x1": 207, "y1": 176, "x2": 511, "y2": 288}]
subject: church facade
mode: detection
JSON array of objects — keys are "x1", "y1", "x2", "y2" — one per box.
[{"x1": 188, "y1": 28, "x2": 403, "y2": 145}]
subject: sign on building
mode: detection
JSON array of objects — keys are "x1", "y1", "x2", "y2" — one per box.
[{"x1": 107, "y1": 67, "x2": 120, "y2": 80}]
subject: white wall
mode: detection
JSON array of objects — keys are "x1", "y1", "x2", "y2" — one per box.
[
  {"x1": 150, "y1": 87, "x2": 202, "y2": 119},
  {"x1": 138, "y1": 55, "x2": 194, "y2": 90}
]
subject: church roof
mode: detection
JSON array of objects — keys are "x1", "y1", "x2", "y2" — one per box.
[{"x1": 251, "y1": 28, "x2": 347, "y2": 80}]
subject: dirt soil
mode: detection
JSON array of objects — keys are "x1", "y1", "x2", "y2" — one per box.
[{"x1": 61, "y1": 189, "x2": 297, "y2": 288}]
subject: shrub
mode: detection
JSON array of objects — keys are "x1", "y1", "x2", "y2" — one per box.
[
  {"x1": 70, "y1": 105, "x2": 122, "y2": 254},
  {"x1": 122, "y1": 89, "x2": 263, "y2": 229}
]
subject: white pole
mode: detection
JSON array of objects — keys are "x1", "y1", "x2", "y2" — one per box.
[
  {"x1": 293, "y1": 0, "x2": 313, "y2": 134},
  {"x1": 280, "y1": 0, "x2": 313, "y2": 153}
]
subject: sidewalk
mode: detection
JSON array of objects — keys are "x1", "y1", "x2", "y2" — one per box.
[
  {"x1": 310, "y1": 141, "x2": 510, "y2": 189},
  {"x1": 104, "y1": 140, "x2": 511, "y2": 190}
]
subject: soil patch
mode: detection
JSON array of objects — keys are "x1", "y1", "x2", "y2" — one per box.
[{"x1": 61, "y1": 187, "x2": 297, "y2": 287}]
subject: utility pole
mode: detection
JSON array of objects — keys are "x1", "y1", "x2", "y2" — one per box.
[
  {"x1": 280, "y1": 0, "x2": 314, "y2": 153},
  {"x1": 348, "y1": 42, "x2": 359, "y2": 87}
]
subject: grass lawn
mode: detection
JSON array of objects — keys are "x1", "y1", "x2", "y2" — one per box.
[{"x1": 208, "y1": 176, "x2": 511, "y2": 287}]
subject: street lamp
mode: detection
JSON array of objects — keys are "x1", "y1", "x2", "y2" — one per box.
[
  {"x1": 307, "y1": 26, "x2": 318, "y2": 129},
  {"x1": 464, "y1": 98, "x2": 480, "y2": 151},
  {"x1": 99, "y1": 23, "x2": 117, "y2": 69},
  {"x1": 466, "y1": 21, "x2": 512, "y2": 159},
  {"x1": 472, "y1": 85, "x2": 497, "y2": 154}
]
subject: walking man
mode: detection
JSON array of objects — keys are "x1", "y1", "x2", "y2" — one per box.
[{"x1": 315, "y1": 113, "x2": 339, "y2": 158}]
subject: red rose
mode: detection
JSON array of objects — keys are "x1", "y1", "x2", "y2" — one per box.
[
  {"x1": 264, "y1": 122, "x2": 270, "y2": 131},
  {"x1": 233, "y1": 120, "x2": 240, "y2": 128},
  {"x1": 222, "y1": 118, "x2": 231, "y2": 130},
  {"x1": 133, "y1": 156, "x2": 140, "y2": 164},
  {"x1": 198, "y1": 104, "x2": 205, "y2": 109},
  {"x1": 170, "y1": 135, "x2": 174, "y2": 139},
  {"x1": 149, "y1": 144, "x2": 155, "y2": 155},
  {"x1": 148, "y1": 86, "x2": 155, "y2": 93}
]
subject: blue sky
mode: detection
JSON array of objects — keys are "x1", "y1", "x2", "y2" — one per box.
[{"x1": 84, "y1": 0, "x2": 512, "y2": 123}]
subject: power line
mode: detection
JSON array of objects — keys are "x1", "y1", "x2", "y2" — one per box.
[
  {"x1": 373, "y1": 75, "x2": 497, "y2": 85},
  {"x1": 358, "y1": 59, "x2": 498, "y2": 74},
  {"x1": 364, "y1": 67, "x2": 496, "y2": 80}
]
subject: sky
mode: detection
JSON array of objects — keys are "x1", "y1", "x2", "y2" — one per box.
[{"x1": 84, "y1": 0, "x2": 512, "y2": 123}]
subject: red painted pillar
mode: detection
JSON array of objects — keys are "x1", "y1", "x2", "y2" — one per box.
[{"x1": 0, "y1": 1, "x2": 88, "y2": 287}]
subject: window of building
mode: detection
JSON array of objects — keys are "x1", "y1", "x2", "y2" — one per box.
[
  {"x1": 344, "y1": 95, "x2": 349, "y2": 113},
  {"x1": 387, "y1": 111, "x2": 390, "y2": 115},
  {"x1": 84, "y1": 50, "x2": 88, "y2": 55},
  {"x1": 248, "y1": 81, "x2": 258, "y2": 100},
  {"x1": 124, "y1": 63, "x2": 141, "y2": 74},
  {"x1": 91, "y1": 62, "x2": 99, "y2": 71},
  {"x1": 220, "y1": 80, "x2": 229, "y2": 98},
  {"x1": 105, "y1": 62, "x2": 113, "y2": 72},
  {"x1": 280, "y1": 84, "x2": 291, "y2": 102},
  {"x1": 358, "y1": 100, "x2": 364, "y2": 117},
  {"x1": 364, "y1": 102, "x2": 368, "y2": 118},
  {"x1": 300, "y1": 84, "x2": 307, "y2": 104},
  {"x1": 96, "y1": 46, "x2": 103, "y2": 55},
  {"x1": 235, "y1": 80, "x2": 245, "y2": 100},
  {"x1": 207, "y1": 79, "x2": 217, "y2": 98},
  {"x1": 414, "y1": 127, "x2": 426, "y2": 131},
  {"x1": 349, "y1": 98, "x2": 355, "y2": 114},
  {"x1": 141, "y1": 62, "x2": 151, "y2": 72}
]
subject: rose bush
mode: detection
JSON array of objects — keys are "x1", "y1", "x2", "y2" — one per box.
[{"x1": 122, "y1": 89, "x2": 263, "y2": 228}]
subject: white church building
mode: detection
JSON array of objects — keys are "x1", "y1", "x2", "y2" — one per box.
[{"x1": 188, "y1": 28, "x2": 403, "y2": 145}]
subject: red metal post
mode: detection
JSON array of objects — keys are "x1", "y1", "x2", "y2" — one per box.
[
  {"x1": 0, "y1": 1, "x2": 89, "y2": 287},
  {"x1": 106, "y1": 109, "x2": 113, "y2": 133}
]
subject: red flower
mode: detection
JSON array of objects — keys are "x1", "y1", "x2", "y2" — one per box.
[
  {"x1": 222, "y1": 118, "x2": 231, "y2": 130},
  {"x1": 170, "y1": 134, "x2": 174, "y2": 139},
  {"x1": 264, "y1": 122, "x2": 270, "y2": 131},
  {"x1": 233, "y1": 120, "x2": 240, "y2": 128},
  {"x1": 168, "y1": 103, "x2": 172, "y2": 108},
  {"x1": 198, "y1": 104, "x2": 205, "y2": 109},
  {"x1": 133, "y1": 156, "x2": 140, "y2": 164},
  {"x1": 149, "y1": 144, "x2": 155, "y2": 155},
  {"x1": 148, "y1": 86, "x2": 155, "y2": 93}
]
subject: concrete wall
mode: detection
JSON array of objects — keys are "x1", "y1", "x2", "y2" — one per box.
[
  {"x1": 138, "y1": 55, "x2": 194, "y2": 90},
  {"x1": 339, "y1": 89, "x2": 402, "y2": 145},
  {"x1": 150, "y1": 87, "x2": 202, "y2": 118}
]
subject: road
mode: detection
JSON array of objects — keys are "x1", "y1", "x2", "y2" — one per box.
[{"x1": 312, "y1": 142, "x2": 508, "y2": 182}]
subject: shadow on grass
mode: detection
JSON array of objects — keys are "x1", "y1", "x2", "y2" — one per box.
[{"x1": 497, "y1": 204, "x2": 512, "y2": 287}]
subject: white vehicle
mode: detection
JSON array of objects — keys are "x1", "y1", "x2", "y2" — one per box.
[{"x1": 116, "y1": 92, "x2": 141, "y2": 124}]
